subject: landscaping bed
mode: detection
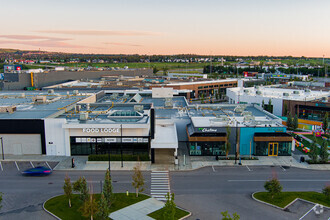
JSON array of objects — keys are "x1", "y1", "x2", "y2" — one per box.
[
  {"x1": 44, "y1": 193, "x2": 150, "y2": 220},
  {"x1": 148, "y1": 207, "x2": 190, "y2": 220},
  {"x1": 253, "y1": 192, "x2": 330, "y2": 208},
  {"x1": 218, "y1": 156, "x2": 258, "y2": 160},
  {"x1": 88, "y1": 154, "x2": 149, "y2": 161}
]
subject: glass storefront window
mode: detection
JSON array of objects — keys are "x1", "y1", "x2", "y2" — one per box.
[
  {"x1": 189, "y1": 142, "x2": 225, "y2": 156},
  {"x1": 255, "y1": 141, "x2": 291, "y2": 156},
  {"x1": 70, "y1": 137, "x2": 149, "y2": 155}
]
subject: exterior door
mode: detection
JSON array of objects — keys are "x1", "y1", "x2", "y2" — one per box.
[{"x1": 268, "y1": 143, "x2": 278, "y2": 156}]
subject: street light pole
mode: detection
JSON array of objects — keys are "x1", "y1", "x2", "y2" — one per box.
[
  {"x1": 121, "y1": 124, "x2": 123, "y2": 168},
  {"x1": 108, "y1": 144, "x2": 111, "y2": 173},
  {"x1": 1, "y1": 137, "x2": 4, "y2": 160}
]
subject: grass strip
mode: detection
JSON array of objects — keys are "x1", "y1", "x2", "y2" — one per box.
[{"x1": 254, "y1": 191, "x2": 330, "y2": 208}]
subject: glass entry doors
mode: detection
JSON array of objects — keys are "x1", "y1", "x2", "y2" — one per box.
[{"x1": 268, "y1": 142, "x2": 278, "y2": 156}]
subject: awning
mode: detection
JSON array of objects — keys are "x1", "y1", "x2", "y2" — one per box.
[{"x1": 254, "y1": 132, "x2": 293, "y2": 142}]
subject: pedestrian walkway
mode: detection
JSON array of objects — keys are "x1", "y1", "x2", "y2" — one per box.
[
  {"x1": 150, "y1": 171, "x2": 171, "y2": 201},
  {"x1": 109, "y1": 198, "x2": 164, "y2": 220}
]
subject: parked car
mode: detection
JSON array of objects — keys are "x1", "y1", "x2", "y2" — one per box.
[{"x1": 22, "y1": 166, "x2": 52, "y2": 176}]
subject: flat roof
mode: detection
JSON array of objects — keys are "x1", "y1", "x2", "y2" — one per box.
[
  {"x1": 229, "y1": 86, "x2": 330, "y2": 101},
  {"x1": 0, "y1": 91, "x2": 90, "y2": 119},
  {"x1": 167, "y1": 79, "x2": 237, "y2": 86},
  {"x1": 151, "y1": 120, "x2": 178, "y2": 149}
]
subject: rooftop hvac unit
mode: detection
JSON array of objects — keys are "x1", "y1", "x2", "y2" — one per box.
[
  {"x1": 32, "y1": 96, "x2": 46, "y2": 103},
  {"x1": 293, "y1": 91, "x2": 300, "y2": 94},
  {"x1": 75, "y1": 105, "x2": 81, "y2": 112},
  {"x1": 283, "y1": 92, "x2": 290, "y2": 97},
  {"x1": 117, "y1": 82, "x2": 123, "y2": 86},
  {"x1": 18, "y1": 93, "x2": 26, "y2": 98},
  {"x1": 48, "y1": 89, "x2": 54, "y2": 94},
  {"x1": 80, "y1": 112, "x2": 88, "y2": 120},
  {"x1": 134, "y1": 105, "x2": 144, "y2": 112},
  {"x1": 256, "y1": 90, "x2": 262, "y2": 95},
  {"x1": 0, "y1": 106, "x2": 17, "y2": 113},
  {"x1": 244, "y1": 89, "x2": 250, "y2": 93},
  {"x1": 255, "y1": 86, "x2": 260, "y2": 89},
  {"x1": 165, "y1": 98, "x2": 173, "y2": 108},
  {"x1": 304, "y1": 89, "x2": 311, "y2": 93},
  {"x1": 73, "y1": 90, "x2": 79, "y2": 95}
]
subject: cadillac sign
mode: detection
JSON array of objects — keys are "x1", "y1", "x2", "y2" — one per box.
[{"x1": 82, "y1": 128, "x2": 120, "y2": 133}]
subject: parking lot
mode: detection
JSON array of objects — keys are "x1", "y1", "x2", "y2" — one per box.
[{"x1": 0, "y1": 161, "x2": 58, "y2": 174}]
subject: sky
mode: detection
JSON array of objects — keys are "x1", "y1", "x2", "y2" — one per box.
[{"x1": 0, "y1": 0, "x2": 330, "y2": 57}]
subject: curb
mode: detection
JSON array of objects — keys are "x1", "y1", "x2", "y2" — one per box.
[
  {"x1": 178, "y1": 206, "x2": 192, "y2": 220},
  {"x1": 43, "y1": 194, "x2": 62, "y2": 220},
  {"x1": 251, "y1": 192, "x2": 330, "y2": 210},
  {"x1": 251, "y1": 192, "x2": 285, "y2": 210}
]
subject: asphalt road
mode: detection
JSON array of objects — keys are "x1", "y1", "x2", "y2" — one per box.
[{"x1": 0, "y1": 163, "x2": 329, "y2": 220}]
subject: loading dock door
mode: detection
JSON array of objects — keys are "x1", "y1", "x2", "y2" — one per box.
[{"x1": 2, "y1": 134, "x2": 42, "y2": 155}]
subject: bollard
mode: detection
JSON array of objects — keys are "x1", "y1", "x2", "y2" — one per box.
[
  {"x1": 126, "y1": 190, "x2": 129, "y2": 196},
  {"x1": 72, "y1": 157, "x2": 75, "y2": 168},
  {"x1": 183, "y1": 154, "x2": 186, "y2": 166}
]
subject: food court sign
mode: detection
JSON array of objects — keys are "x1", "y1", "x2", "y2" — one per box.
[{"x1": 82, "y1": 128, "x2": 120, "y2": 133}]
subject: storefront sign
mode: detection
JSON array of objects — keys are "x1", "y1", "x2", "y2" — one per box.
[
  {"x1": 82, "y1": 128, "x2": 120, "y2": 133},
  {"x1": 198, "y1": 128, "x2": 217, "y2": 132}
]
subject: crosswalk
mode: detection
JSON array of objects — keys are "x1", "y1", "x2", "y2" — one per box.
[{"x1": 150, "y1": 171, "x2": 170, "y2": 201}]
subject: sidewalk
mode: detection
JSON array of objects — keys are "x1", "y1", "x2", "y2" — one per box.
[
  {"x1": 109, "y1": 198, "x2": 164, "y2": 220},
  {"x1": 1, "y1": 154, "x2": 329, "y2": 171}
]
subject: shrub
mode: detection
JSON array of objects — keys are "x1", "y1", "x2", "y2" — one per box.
[
  {"x1": 322, "y1": 185, "x2": 330, "y2": 199},
  {"x1": 264, "y1": 178, "x2": 282, "y2": 199},
  {"x1": 88, "y1": 154, "x2": 149, "y2": 161}
]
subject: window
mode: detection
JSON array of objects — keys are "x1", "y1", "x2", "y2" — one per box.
[
  {"x1": 198, "y1": 86, "x2": 203, "y2": 89},
  {"x1": 204, "y1": 86, "x2": 208, "y2": 88},
  {"x1": 214, "y1": 85, "x2": 219, "y2": 88}
]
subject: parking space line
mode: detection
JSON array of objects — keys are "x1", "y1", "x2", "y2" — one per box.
[
  {"x1": 280, "y1": 166, "x2": 286, "y2": 171},
  {"x1": 246, "y1": 165, "x2": 252, "y2": 171},
  {"x1": 0, "y1": 161, "x2": 3, "y2": 171},
  {"x1": 30, "y1": 161, "x2": 34, "y2": 168},
  {"x1": 299, "y1": 204, "x2": 317, "y2": 220},
  {"x1": 45, "y1": 161, "x2": 52, "y2": 170},
  {"x1": 212, "y1": 165, "x2": 216, "y2": 172},
  {"x1": 14, "y1": 161, "x2": 20, "y2": 171}
]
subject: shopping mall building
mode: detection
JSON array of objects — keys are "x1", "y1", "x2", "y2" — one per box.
[{"x1": 0, "y1": 88, "x2": 293, "y2": 164}]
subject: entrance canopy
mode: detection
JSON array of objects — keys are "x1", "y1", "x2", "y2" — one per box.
[{"x1": 151, "y1": 120, "x2": 178, "y2": 149}]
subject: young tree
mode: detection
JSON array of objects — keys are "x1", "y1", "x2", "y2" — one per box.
[
  {"x1": 267, "y1": 99, "x2": 272, "y2": 113},
  {"x1": 103, "y1": 169, "x2": 114, "y2": 208},
  {"x1": 73, "y1": 177, "x2": 89, "y2": 202},
  {"x1": 132, "y1": 162, "x2": 145, "y2": 197},
  {"x1": 162, "y1": 66, "x2": 169, "y2": 76},
  {"x1": 221, "y1": 211, "x2": 240, "y2": 220},
  {"x1": 309, "y1": 136, "x2": 319, "y2": 163},
  {"x1": 287, "y1": 113, "x2": 293, "y2": 129},
  {"x1": 264, "y1": 178, "x2": 282, "y2": 199},
  {"x1": 323, "y1": 112, "x2": 328, "y2": 133},
  {"x1": 319, "y1": 139, "x2": 329, "y2": 163},
  {"x1": 293, "y1": 114, "x2": 299, "y2": 130},
  {"x1": 283, "y1": 103, "x2": 288, "y2": 116},
  {"x1": 223, "y1": 126, "x2": 231, "y2": 159},
  {"x1": 322, "y1": 185, "x2": 330, "y2": 199},
  {"x1": 97, "y1": 193, "x2": 110, "y2": 220},
  {"x1": 163, "y1": 193, "x2": 176, "y2": 220},
  {"x1": 63, "y1": 175, "x2": 73, "y2": 208},
  {"x1": 80, "y1": 190, "x2": 98, "y2": 220}
]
